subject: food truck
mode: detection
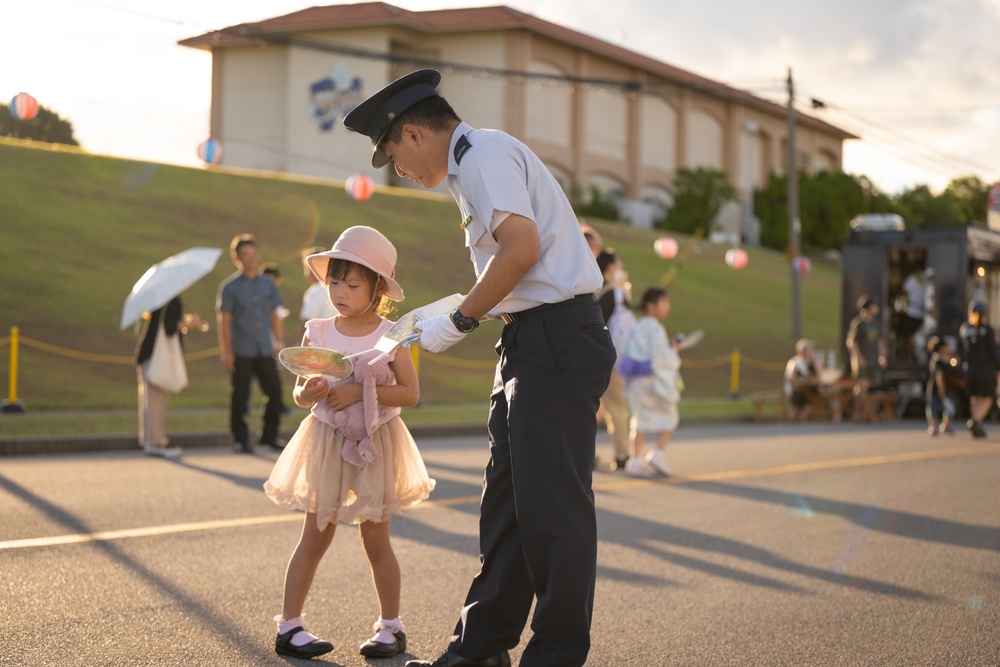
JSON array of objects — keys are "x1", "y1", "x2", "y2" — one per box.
[{"x1": 840, "y1": 217, "x2": 1000, "y2": 414}]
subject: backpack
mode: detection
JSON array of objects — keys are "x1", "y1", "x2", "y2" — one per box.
[{"x1": 607, "y1": 287, "x2": 637, "y2": 359}]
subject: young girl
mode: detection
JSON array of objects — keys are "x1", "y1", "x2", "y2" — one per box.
[
  {"x1": 264, "y1": 226, "x2": 435, "y2": 660},
  {"x1": 623, "y1": 287, "x2": 681, "y2": 478}
]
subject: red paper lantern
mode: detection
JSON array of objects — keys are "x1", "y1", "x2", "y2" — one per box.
[
  {"x1": 653, "y1": 236, "x2": 679, "y2": 259},
  {"x1": 346, "y1": 173, "x2": 374, "y2": 201},
  {"x1": 792, "y1": 255, "x2": 811, "y2": 275},
  {"x1": 10, "y1": 92, "x2": 39, "y2": 121},
  {"x1": 725, "y1": 247, "x2": 748, "y2": 270}
]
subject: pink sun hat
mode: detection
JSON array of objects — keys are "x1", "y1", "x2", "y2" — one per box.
[{"x1": 306, "y1": 226, "x2": 404, "y2": 301}]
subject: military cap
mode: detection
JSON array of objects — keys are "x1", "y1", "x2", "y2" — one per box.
[{"x1": 343, "y1": 68, "x2": 442, "y2": 168}]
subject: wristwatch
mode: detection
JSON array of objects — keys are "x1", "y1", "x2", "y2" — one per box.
[{"x1": 451, "y1": 309, "x2": 479, "y2": 333}]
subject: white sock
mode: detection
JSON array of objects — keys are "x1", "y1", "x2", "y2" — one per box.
[
  {"x1": 275, "y1": 615, "x2": 320, "y2": 647},
  {"x1": 372, "y1": 616, "x2": 404, "y2": 644}
]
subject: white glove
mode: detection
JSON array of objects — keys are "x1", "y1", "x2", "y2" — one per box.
[{"x1": 418, "y1": 312, "x2": 467, "y2": 353}]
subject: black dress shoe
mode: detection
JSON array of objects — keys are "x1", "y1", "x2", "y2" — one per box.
[
  {"x1": 233, "y1": 442, "x2": 254, "y2": 454},
  {"x1": 275, "y1": 626, "x2": 334, "y2": 659},
  {"x1": 360, "y1": 630, "x2": 406, "y2": 658},
  {"x1": 405, "y1": 650, "x2": 511, "y2": 667}
]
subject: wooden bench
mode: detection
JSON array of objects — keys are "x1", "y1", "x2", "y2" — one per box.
[
  {"x1": 851, "y1": 391, "x2": 899, "y2": 423},
  {"x1": 751, "y1": 391, "x2": 788, "y2": 422},
  {"x1": 807, "y1": 378, "x2": 855, "y2": 422}
]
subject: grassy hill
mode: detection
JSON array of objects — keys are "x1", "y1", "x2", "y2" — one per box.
[{"x1": 0, "y1": 138, "x2": 842, "y2": 420}]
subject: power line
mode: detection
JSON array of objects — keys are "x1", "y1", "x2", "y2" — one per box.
[
  {"x1": 814, "y1": 102, "x2": 1000, "y2": 114},
  {"x1": 803, "y1": 93, "x2": 997, "y2": 178},
  {"x1": 821, "y1": 110, "x2": 991, "y2": 178},
  {"x1": 221, "y1": 134, "x2": 364, "y2": 174}
]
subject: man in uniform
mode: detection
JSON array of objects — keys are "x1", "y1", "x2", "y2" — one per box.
[{"x1": 344, "y1": 69, "x2": 616, "y2": 667}]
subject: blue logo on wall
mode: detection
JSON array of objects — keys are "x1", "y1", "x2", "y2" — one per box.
[{"x1": 310, "y1": 61, "x2": 364, "y2": 132}]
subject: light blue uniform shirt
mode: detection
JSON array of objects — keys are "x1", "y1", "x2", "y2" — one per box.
[{"x1": 446, "y1": 122, "x2": 602, "y2": 317}]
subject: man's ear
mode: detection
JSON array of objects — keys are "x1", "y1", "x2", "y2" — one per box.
[{"x1": 400, "y1": 122, "x2": 421, "y2": 144}]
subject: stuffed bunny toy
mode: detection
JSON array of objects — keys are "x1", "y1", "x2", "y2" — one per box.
[{"x1": 335, "y1": 353, "x2": 395, "y2": 467}]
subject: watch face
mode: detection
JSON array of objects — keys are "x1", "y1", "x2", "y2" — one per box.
[{"x1": 452, "y1": 310, "x2": 478, "y2": 333}]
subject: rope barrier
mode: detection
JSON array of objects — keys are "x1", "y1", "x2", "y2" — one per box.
[
  {"x1": 12, "y1": 336, "x2": 222, "y2": 365},
  {"x1": 17, "y1": 337, "x2": 136, "y2": 365},
  {"x1": 2, "y1": 327, "x2": 794, "y2": 410},
  {"x1": 0, "y1": 332, "x2": 791, "y2": 372},
  {"x1": 740, "y1": 357, "x2": 788, "y2": 372},
  {"x1": 679, "y1": 355, "x2": 732, "y2": 369}
]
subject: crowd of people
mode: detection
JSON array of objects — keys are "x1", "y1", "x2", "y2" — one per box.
[
  {"x1": 777, "y1": 286, "x2": 994, "y2": 439},
  {"x1": 128, "y1": 67, "x2": 998, "y2": 667}
]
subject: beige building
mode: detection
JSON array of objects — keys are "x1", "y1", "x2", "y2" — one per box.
[{"x1": 180, "y1": 3, "x2": 854, "y2": 231}]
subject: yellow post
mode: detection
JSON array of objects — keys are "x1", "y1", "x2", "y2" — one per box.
[
  {"x1": 410, "y1": 344, "x2": 420, "y2": 376},
  {"x1": 2, "y1": 326, "x2": 26, "y2": 413},
  {"x1": 730, "y1": 347, "x2": 741, "y2": 397},
  {"x1": 409, "y1": 345, "x2": 422, "y2": 408}
]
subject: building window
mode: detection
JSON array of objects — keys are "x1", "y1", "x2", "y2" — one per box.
[
  {"x1": 641, "y1": 96, "x2": 677, "y2": 172},
  {"x1": 585, "y1": 88, "x2": 627, "y2": 160},
  {"x1": 526, "y1": 60, "x2": 572, "y2": 147},
  {"x1": 687, "y1": 109, "x2": 723, "y2": 170}
]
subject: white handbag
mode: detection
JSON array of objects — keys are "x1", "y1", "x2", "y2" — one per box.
[{"x1": 144, "y1": 320, "x2": 189, "y2": 394}]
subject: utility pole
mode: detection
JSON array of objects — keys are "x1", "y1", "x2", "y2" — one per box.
[{"x1": 787, "y1": 67, "x2": 802, "y2": 339}]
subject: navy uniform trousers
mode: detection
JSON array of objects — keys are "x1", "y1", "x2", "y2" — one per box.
[{"x1": 448, "y1": 297, "x2": 615, "y2": 667}]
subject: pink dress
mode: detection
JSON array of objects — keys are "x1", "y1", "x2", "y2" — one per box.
[{"x1": 264, "y1": 316, "x2": 435, "y2": 529}]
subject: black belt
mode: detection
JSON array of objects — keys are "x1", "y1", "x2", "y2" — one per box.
[{"x1": 499, "y1": 294, "x2": 596, "y2": 325}]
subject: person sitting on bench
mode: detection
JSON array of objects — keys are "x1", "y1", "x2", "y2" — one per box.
[{"x1": 784, "y1": 338, "x2": 822, "y2": 421}]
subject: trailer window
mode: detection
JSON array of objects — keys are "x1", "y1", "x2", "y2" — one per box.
[{"x1": 887, "y1": 246, "x2": 929, "y2": 365}]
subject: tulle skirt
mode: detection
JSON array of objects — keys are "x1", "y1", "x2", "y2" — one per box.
[{"x1": 264, "y1": 414, "x2": 436, "y2": 530}]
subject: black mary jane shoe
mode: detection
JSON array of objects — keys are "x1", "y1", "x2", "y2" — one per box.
[
  {"x1": 275, "y1": 626, "x2": 334, "y2": 659},
  {"x1": 360, "y1": 630, "x2": 407, "y2": 658}
]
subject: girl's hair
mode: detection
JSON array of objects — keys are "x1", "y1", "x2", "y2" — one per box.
[
  {"x1": 639, "y1": 287, "x2": 668, "y2": 313},
  {"x1": 326, "y1": 258, "x2": 395, "y2": 318}
]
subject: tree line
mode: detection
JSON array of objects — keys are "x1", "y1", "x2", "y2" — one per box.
[
  {"x1": 659, "y1": 167, "x2": 993, "y2": 251},
  {"x1": 0, "y1": 101, "x2": 78, "y2": 146}
]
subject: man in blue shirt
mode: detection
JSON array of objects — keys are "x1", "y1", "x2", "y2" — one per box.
[{"x1": 216, "y1": 234, "x2": 286, "y2": 452}]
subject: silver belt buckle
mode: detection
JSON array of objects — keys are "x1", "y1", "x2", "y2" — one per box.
[{"x1": 500, "y1": 312, "x2": 515, "y2": 325}]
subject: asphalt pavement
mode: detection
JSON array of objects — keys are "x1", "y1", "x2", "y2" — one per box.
[{"x1": 1, "y1": 421, "x2": 998, "y2": 666}]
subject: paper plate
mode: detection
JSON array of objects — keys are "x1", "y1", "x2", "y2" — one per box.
[
  {"x1": 676, "y1": 329, "x2": 704, "y2": 351},
  {"x1": 278, "y1": 346, "x2": 353, "y2": 380}
]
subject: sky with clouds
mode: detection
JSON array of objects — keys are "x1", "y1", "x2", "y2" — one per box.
[{"x1": 3, "y1": 0, "x2": 998, "y2": 195}]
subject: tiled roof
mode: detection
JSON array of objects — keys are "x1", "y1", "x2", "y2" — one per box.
[{"x1": 179, "y1": 2, "x2": 855, "y2": 139}]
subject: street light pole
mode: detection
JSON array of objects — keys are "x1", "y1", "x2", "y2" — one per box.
[
  {"x1": 743, "y1": 121, "x2": 759, "y2": 244},
  {"x1": 787, "y1": 67, "x2": 802, "y2": 339}
]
